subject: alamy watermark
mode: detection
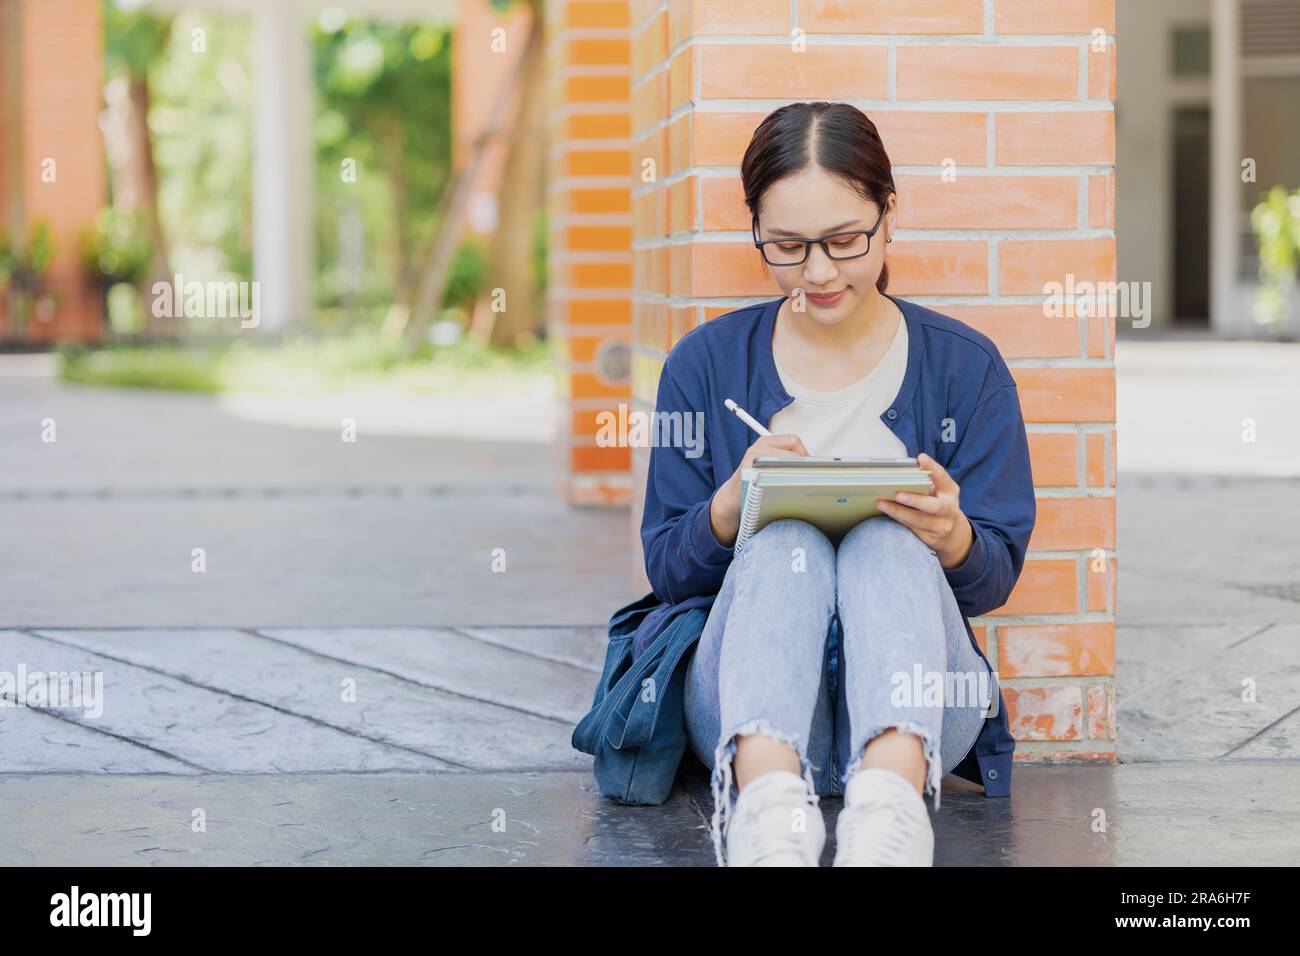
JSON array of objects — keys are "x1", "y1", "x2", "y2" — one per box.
[
  {"x1": 50, "y1": 886, "x2": 150, "y2": 935},
  {"x1": 595, "y1": 403, "x2": 705, "y2": 458},
  {"x1": 0, "y1": 665, "x2": 104, "y2": 718},
  {"x1": 1042, "y1": 272, "x2": 1151, "y2": 329},
  {"x1": 151, "y1": 273, "x2": 260, "y2": 328},
  {"x1": 890, "y1": 664, "x2": 999, "y2": 718}
]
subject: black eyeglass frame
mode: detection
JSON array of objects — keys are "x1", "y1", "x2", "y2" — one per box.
[{"x1": 751, "y1": 204, "x2": 889, "y2": 267}]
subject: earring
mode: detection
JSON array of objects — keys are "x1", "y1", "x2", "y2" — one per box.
[{"x1": 886, "y1": 235, "x2": 892, "y2": 244}]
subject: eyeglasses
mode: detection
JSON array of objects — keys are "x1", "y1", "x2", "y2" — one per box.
[{"x1": 752, "y1": 204, "x2": 888, "y2": 267}]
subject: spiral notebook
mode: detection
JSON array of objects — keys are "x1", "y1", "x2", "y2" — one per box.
[{"x1": 733, "y1": 456, "x2": 934, "y2": 553}]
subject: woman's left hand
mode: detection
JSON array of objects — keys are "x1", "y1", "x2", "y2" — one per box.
[{"x1": 876, "y1": 452, "x2": 975, "y2": 570}]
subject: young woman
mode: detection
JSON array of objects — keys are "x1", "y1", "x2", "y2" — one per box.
[{"x1": 634, "y1": 101, "x2": 1036, "y2": 866}]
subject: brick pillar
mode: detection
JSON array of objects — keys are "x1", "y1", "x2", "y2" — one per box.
[
  {"x1": 626, "y1": 0, "x2": 1118, "y2": 767},
  {"x1": 0, "y1": 0, "x2": 106, "y2": 345},
  {"x1": 545, "y1": 1, "x2": 635, "y2": 506}
]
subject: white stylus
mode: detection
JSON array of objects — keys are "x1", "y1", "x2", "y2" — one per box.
[{"x1": 723, "y1": 398, "x2": 771, "y2": 437}]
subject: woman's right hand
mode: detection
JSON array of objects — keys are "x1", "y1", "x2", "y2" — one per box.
[{"x1": 708, "y1": 433, "x2": 811, "y2": 547}]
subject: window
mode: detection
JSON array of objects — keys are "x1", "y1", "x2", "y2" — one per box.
[{"x1": 1171, "y1": 25, "x2": 1211, "y2": 77}]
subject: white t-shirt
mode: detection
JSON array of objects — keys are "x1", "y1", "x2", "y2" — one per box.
[{"x1": 769, "y1": 313, "x2": 909, "y2": 458}]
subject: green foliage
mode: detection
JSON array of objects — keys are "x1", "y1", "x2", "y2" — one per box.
[
  {"x1": 56, "y1": 327, "x2": 550, "y2": 393},
  {"x1": 312, "y1": 17, "x2": 453, "y2": 312},
  {"x1": 105, "y1": 282, "x2": 148, "y2": 334},
  {"x1": 81, "y1": 208, "x2": 153, "y2": 286},
  {"x1": 27, "y1": 222, "x2": 54, "y2": 274},
  {"x1": 533, "y1": 206, "x2": 548, "y2": 306},
  {"x1": 100, "y1": 2, "x2": 475, "y2": 338},
  {"x1": 148, "y1": 11, "x2": 254, "y2": 283},
  {"x1": 0, "y1": 221, "x2": 55, "y2": 290},
  {"x1": 444, "y1": 238, "x2": 489, "y2": 310},
  {"x1": 59, "y1": 342, "x2": 223, "y2": 392},
  {"x1": 1250, "y1": 185, "x2": 1300, "y2": 326},
  {"x1": 2, "y1": 234, "x2": 18, "y2": 285},
  {"x1": 101, "y1": 0, "x2": 172, "y2": 77},
  {"x1": 0, "y1": 222, "x2": 59, "y2": 328}
]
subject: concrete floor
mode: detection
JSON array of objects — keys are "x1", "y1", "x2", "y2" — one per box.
[
  {"x1": 3, "y1": 761, "x2": 1294, "y2": 866},
  {"x1": 1, "y1": 343, "x2": 1298, "y2": 866}
]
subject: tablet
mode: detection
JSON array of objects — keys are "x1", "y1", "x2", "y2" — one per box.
[{"x1": 752, "y1": 455, "x2": 919, "y2": 469}]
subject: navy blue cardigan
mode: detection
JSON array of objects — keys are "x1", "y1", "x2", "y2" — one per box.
[{"x1": 631, "y1": 291, "x2": 1035, "y2": 797}]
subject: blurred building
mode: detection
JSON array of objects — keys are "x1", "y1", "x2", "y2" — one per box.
[
  {"x1": 0, "y1": 0, "x2": 106, "y2": 345},
  {"x1": 1119, "y1": 0, "x2": 1300, "y2": 334},
  {"x1": 0, "y1": 0, "x2": 517, "y2": 345}
]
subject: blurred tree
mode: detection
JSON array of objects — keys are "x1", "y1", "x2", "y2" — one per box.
[
  {"x1": 481, "y1": 0, "x2": 546, "y2": 349},
  {"x1": 81, "y1": 208, "x2": 153, "y2": 335},
  {"x1": 401, "y1": 0, "x2": 544, "y2": 352},
  {"x1": 313, "y1": 17, "x2": 453, "y2": 322},
  {"x1": 1251, "y1": 185, "x2": 1300, "y2": 330},
  {"x1": 100, "y1": 0, "x2": 173, "y2": 333},
  {"x1": 149, "y1": 11, "x2": 255, "y2": 341}
]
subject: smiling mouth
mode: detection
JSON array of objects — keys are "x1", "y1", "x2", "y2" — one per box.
[{"x1": 809, "y1": 290, "x2": 845, "y2": 298}]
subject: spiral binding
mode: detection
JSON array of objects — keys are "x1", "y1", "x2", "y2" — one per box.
[{"x1": 733, "y1": 477, "x2": 765, "y2": 553}]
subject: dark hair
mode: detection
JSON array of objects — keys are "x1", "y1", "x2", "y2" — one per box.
[{"x1": 741, "y1": 101, "x2": 897, "y2": 293}]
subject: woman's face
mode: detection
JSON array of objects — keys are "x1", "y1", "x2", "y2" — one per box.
[{"x1": 755, "y1": 165, "x2": 895, "y2": 326}]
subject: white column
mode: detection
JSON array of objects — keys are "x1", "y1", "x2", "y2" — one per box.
[
  {"x1": 1210, "y1": 0, "x2": 1242, "y2": 335},
  {"x1": 252, "y1": 1, "x2": 311, "y2": 333}
]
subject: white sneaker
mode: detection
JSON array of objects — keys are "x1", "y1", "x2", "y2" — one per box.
[
  {"x1": 724, "y1": 769, "x2": 826, "y2": 866},
  {"x1": 832, "y1": 767, "x2": 935, "y2": 866}
]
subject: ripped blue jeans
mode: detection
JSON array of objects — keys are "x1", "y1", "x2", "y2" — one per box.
[{"x1": 684, "y1": 516, "x2": 994, "y2": 866}]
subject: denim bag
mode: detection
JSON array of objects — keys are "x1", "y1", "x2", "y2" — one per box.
[{"x1": 570, "y1": 592, "x2": 707, "y2": 805}]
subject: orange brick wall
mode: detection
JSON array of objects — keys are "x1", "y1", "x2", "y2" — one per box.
[
  {"x1": 546, "y1": 1, "x2": 636, "y2": 505},
  {"x1": 0, "y1": 0, "x2": 106, "y2": 344},
  {"x1": 578, "y1": 0, "x2": 1119, "y2": 768}
]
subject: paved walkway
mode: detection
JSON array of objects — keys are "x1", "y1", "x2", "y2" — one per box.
[{"x1": 2, "y1": 342, "x2": 1298, "y2": 865}]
